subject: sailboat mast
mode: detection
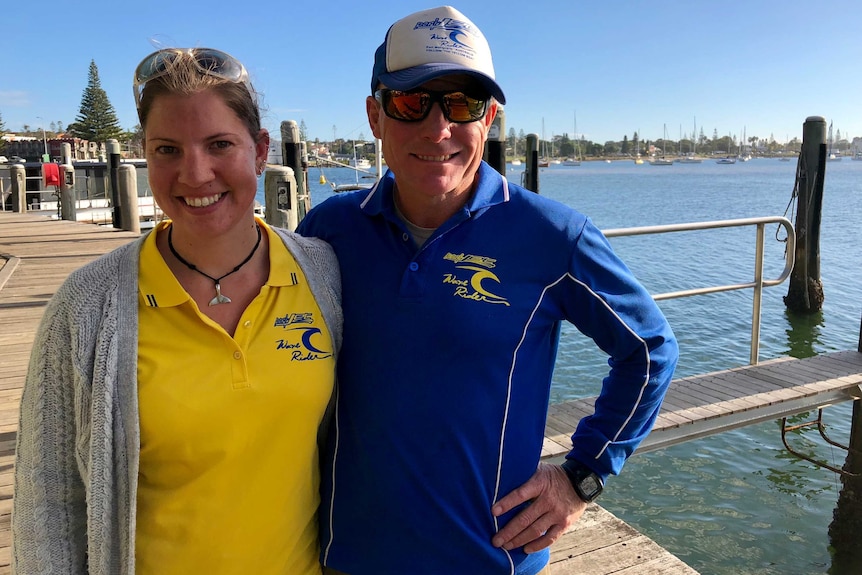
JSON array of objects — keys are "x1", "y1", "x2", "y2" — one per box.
[{"x1": 693, "y1": 117, "x2": 697, "y2": 155}]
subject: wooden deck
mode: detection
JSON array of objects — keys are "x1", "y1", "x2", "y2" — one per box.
[
  {"x1": 6, "y1": 207, "x2": 862, "y2": 573},
  {"x1": 542, "y1": 351, "x2": 862, "y2": 461},
  {"x1": 0, "y1": 213, "x2": 140, "y2": 573}
]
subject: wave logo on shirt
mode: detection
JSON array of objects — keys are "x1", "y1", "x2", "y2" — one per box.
[
  {"x1": 442, "y1": 252, "x2": 509, "y2": 306},
  {"x1": 274, "y1": 312, "x2": 332, "y2": 361}
]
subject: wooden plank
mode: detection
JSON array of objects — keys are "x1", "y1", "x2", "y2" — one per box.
[{"x1": 550, "y1": 506, "x2": 698, "y2": 575}]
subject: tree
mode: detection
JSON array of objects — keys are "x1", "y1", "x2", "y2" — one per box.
[
  {"x1": 558, "y1": 134, "x2": 573, "y2": 158},
  {"x1": 126, "y1": 125, "x2": 144, "y2": 157},
  {"x1": 68, "y1": 60, "x2": 123, "y2": 143},
  {"x1": 299, "y1": 119, "x2": 308, "y2": 141}
]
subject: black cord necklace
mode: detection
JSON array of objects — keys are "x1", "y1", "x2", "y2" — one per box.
[{"x1": 167, "y1": 223, "x2": 262, "y2": 306}]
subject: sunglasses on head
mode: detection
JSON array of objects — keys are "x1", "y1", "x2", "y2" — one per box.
[
  {"x1": 374, "y1": 89, "x2": 489, "y2": 124},
  {"x1": 133, "y1": 48, "x2": 254, "y2": 110}
]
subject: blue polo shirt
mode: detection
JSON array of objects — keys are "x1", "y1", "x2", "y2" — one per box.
[{"x1": 298, "y1": 162, "x2": 677, "y2": 575}]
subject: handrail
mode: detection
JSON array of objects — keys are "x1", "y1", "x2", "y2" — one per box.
[{"x1": 603, "y1": 216, "x2": 796, "y2": 365}]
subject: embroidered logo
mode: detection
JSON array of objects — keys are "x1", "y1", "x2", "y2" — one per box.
[
  {"x1": 273, "y1": 313, "x2": 332, "y2": 361},
  {"x1": 414, "y1": 17, "x2": 478, "y2": 56},
  {"x1": 442, "y1": 252, "x2": 509, "y2": 306}
]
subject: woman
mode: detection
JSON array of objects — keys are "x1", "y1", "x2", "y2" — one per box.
[{"x1": 12, "y1": 48, "x2": 342, "y2": 575}]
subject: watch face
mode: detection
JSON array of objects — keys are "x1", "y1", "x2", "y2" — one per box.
[{"x1": 578, "y1": 474, "x2": 602, "y2": 501}]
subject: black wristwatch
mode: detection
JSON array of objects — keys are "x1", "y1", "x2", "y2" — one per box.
[{"x1": 560, "y1": 459, "x2": 604, "y2": 503}]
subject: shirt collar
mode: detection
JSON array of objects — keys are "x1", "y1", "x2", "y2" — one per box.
[
  {"x1": 360, "y1": 161, "x2": 510, "y2": 221},
  {"x1": 139, "y1": 219, "x2": 299, "y2": 309}
]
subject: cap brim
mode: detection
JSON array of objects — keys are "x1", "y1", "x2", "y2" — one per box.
[{"x1": 378, "y1": 63, "x2": 506, "y2": 104}]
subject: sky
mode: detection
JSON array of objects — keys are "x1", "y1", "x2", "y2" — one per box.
[{"x1": 3, "y1": 0, "x2": 861, "y2": 147}]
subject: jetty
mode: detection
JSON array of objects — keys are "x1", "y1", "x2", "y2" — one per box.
[{"x1": 3, "y1": 212, "x2": 862, "y2": 574}]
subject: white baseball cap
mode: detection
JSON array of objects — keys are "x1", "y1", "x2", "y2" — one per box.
[{"x1": 370, "y1": 5, "x2": 506, "y2": 103}]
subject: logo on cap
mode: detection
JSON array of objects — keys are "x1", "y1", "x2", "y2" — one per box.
[{"x1": 412, "y1": 16, "x2": 481, "y2": 61}]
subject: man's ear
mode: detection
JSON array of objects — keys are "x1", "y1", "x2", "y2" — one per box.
[
  {"x1": 367, "y1": 96, "x2": 383, "y2": 139},
  {"x1": 483, "y1": 101, "x2": 499, "y2": 135}
]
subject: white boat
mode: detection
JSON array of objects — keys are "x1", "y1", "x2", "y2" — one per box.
[
  {"x1": 332, "y1": 182, "x2": 373, "y2": 193},
  {"x1": 510, "y1": 158, "x2": 522, "y2": 166},
  {"x1": 539, "y1": 118, "x2": 551, "y2": 167},
  {"x1": 562, "y1": 111, "x2": 582, "y2": 166},
  {"x1": 737, "y1": 127, "x2": 751, "y2": 161},
  {"x1": 716, "y1": 157, "x2": 737, "y2": 164},
  {"x1": 675, "y1": 117, "x2": 702, "y2": 163},
  {"x1": 827, "y1": 121, "x2": 841, "y2": 161},
  {"x1": 315, "y1": 141, "x2": 379, "y2": 193},
  {"x1": 650, "y1": 124, "x2": 674, "y2": 165}
]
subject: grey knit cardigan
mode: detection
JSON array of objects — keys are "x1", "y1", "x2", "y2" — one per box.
[{"x1": 12, "y1": 227, "x2": 343, "y2": 575}]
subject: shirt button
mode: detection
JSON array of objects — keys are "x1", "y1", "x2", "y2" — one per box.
[
  {"x1": 402, "y1": 233, "x2": 410, "y2": 242},
  {"x1": 233, "y1": 351, "x2": 242, "y2": 360},
  {"x1": 243, "y1": 320, "x2": 252, "y2": 328},
  {"x1": 409, "y1": 262, "x2": 419, "y2": 271}
]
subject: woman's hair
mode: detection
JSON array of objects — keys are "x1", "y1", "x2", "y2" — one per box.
[{"x1": 137, "y1": 53, "x2": 261, "y2": 138}]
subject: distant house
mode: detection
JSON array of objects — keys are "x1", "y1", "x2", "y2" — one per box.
[{"x1": 2, "y1": 136, "x2": 104, "y2": 163}]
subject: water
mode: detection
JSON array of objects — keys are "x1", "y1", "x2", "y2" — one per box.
[{"x1": 267, "y1": 159, "x2": 862, "y2": 575}]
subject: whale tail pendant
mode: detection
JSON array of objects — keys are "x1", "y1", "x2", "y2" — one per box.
[{"x1": 209, "y1": 282, "x2": 232, "y2": 306}]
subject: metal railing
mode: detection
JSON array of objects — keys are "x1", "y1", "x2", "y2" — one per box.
[{"x1": 603, "y1": 216, "x2": 796, "y2": 365}]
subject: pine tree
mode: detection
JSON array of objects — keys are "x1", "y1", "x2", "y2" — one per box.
[
  {"x1": 0, "y1": 111, "x2": 6, "y2": 154},
  {"x1": 68, "y1": 60, "x2": 123, "y2": 143}
]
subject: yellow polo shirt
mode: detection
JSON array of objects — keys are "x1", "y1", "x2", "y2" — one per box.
[{"x1": 135, "y1": 220, "x2": 334, "y2": 575}]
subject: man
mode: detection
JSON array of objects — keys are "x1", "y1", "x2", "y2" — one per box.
[{"x1": 297, "y1": 6, "x2": 678, "y2": 574}]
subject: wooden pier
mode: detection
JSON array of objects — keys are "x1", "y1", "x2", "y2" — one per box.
[
  {"x1": 7, "y1": 211, "x2": 861, "y2": 574},
  {"x1": 542, "y1": 352, "x2": 862, "y2": 461}
]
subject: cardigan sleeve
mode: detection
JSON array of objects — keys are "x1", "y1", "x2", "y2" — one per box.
[{"x1": 13, "y1": 284, "x2": 89, "y2": 575}]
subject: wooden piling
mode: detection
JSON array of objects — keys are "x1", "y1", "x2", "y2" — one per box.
[
  {"x1": 826, "y1": 312, "x2": 862, "y2": 572},
  {"x1": 8, "y1": 164, "x2": 26, "y2": 212},
  {"x1": 263, "y1": 166, "x2": 298, "y2": 231},
  {"x1": 118, "y1": 165, "x2": 140, "y2": 234},
  {"x1": 107, "y1": 139, "x2": 123, "y2": 229},
  {"x1": 59, "y1": 165, "x2": 76, "y2": 222},
  {"x1": 280, "y1": 121, "x2": 309, "y2": 223},
  {"x1": 784, "y1": 116, "x2": 826, "y2": 313},
  {"x1": 827, "y1": 397, "x2": 862, "y2": 573},
  {"x1": 523, "y1": 133, "x2": 539, "y2": 193}
]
